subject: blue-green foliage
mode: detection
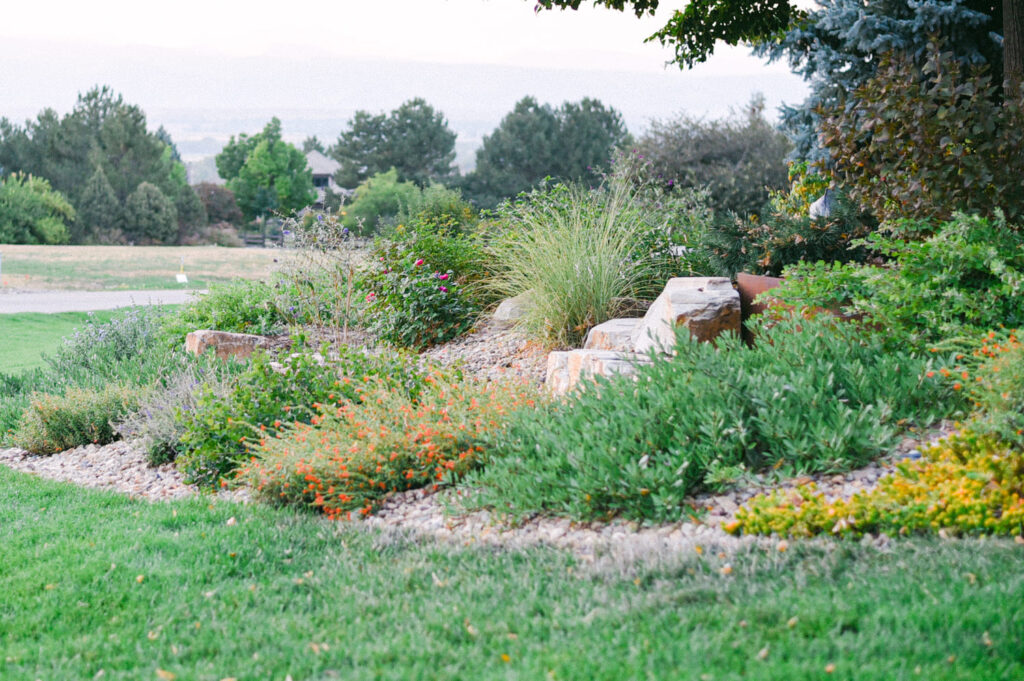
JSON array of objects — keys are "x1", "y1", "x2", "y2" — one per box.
[
  {"x1": 758, "y1": 0, "x2": 1001, "y2": 159},
  {"x1": 463, "y1": 315, "x2": 959, "y2": 522}
]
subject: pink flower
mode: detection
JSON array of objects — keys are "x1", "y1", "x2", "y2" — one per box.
[
  {"x1": 365, "y1": 292, "x2": 376, "y2": 301},
  {"x1": 438, "y1": 273, "x2": 450, "y2": 281},
  {"x1": 439, "y1": 285, "x2": 448, "y2": 293},
  {"x1": 414, "y1": 258, "x2": 425, "y2": 267}
]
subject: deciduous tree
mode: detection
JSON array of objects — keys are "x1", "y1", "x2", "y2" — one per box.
[{"x1": 329, "y1": 99, "x2": 456, "y2": 189}]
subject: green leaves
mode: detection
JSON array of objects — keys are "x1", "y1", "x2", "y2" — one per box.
[
  {"x1": 464, "y1": 315, "x2": 956, "y2": 522},
  {"x1": 822, "y1": 42, "x2": 1024, "y2": 223}
]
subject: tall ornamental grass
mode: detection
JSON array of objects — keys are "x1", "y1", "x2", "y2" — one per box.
[{"x1": 487, "y1": 164, "x2": 679, "y2": 347}]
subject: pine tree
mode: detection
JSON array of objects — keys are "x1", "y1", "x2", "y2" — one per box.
[
  {"x1": 124, "y1": 182, "x2": 177, "y2": 244},
  {"x1": 75, "y1": 166, "x2": 123, "y2": 243}
]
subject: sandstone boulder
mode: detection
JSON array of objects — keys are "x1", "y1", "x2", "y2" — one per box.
[
  {"x1": 545, "y1": 349, "x2": 652, "y2": 395},
  {"x1": 184, "y1": 330, "x2": 270, "y2": 360},
  {"x1": 583, "y1": 318, "x2": 643, "y2": 352},
  {"x1": 633, "y1": 277, "x2": 740, "y2": 354}
]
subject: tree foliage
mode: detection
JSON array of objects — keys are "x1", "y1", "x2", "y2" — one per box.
[
  {"x1": 329, "y1": 98, "x2": 457, "y2": 189},
  {"x1": 821, "y1": 43, "x2": 1024, "y2": 223},
  {"x1": 0, "y1": 86, "x2": 200, "y2": 243},
  {"x1": 123, "y1": 182, "x2": 177, "y2": 244},
  {"x1": 75, "y1": 166, "x2": 123, "y2": 243},
  {"x1": 757, "y1": 0, "x2": 1003, "y2": 159},
  {"x1": 534, "y1": 0, "x2": 802, "y2": 67},
  {"x1": 224, "y1": 130, "x2": 315, "y2": 221},
  {"x1": 0, "y1": 173, "x2": 74, "y2": 244},
  {"x1": 195, "y1": 182, "x2": 243, "y2": 225},
  {"x1": 636, "y1": 94, "x2": 790, "y2": 217},
  {"x1": 462, "y1": 96, "x2": 629, "y2": 209},
  {"x1": 342, "y1": 169, "x2": 422, "y2": 235}
]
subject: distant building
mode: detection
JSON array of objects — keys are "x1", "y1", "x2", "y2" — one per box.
[{"x1": 305, "y1": 150, "x2": 345, "y2": 208}]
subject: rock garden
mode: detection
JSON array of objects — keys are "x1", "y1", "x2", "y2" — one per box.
[{"x1": 3, "y1": 153, "x2": 1024, "y2": 679}]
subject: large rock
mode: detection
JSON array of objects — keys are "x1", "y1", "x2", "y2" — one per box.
[
  {"x1": 493, "y1": 292, "x2": 534, "y2": 322},
  {"x1": 583, "y1": 318, "x2": 644, "y2": 352},
  {"x1": 545, "y1": 349, "x2": 652, "y2": 395},
  {"x1": 633, "y1": 277, "x2": 740, "y2": 354},
  {"x1": 185, "y1": 330, "x2": 270, "y2": 360}
]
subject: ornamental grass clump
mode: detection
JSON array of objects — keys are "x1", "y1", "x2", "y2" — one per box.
[
  {"x1": 237, "y1": 372, "x2": 541, "y2": 519},
  {"x1": 487, "y1": 155, "x2": 708, "y2": 347},
  {"x1": 461, "y1": 314, "x2": 961, "y2": 522}
]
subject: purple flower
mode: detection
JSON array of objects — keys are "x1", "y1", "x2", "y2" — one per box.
[{"x1": 439, "y1": 285, "x2": 448, "y2": 293}]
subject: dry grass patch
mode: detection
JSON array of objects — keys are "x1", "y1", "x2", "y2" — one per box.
[{"x1": 0, "y1": 245, "x2": 280, "y2": 291}]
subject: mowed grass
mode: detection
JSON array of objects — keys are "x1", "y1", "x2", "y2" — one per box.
[
  {"x1": 2, "y1": 467, "x2": 1023, "y2": 681},
  {"x1": 0, "y1": 311, "x2": 118, "y2": 374},
  {"x1": 0, "y1": 245, "x2": 279, "y2": 291}
]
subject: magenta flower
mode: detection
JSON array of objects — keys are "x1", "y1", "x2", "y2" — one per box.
[
  {"x1": 439, "y1": 285, "x2": 448, "y2": 293},
  {"x1": 414, "y1": 258, "x2": 425, "y2": 267},
  {"x1": 438, "y1": 273, "x2": 450, "y2": 281},
  {"x1": 365, "y1": 292, "x2": 376, "y2": 301}
]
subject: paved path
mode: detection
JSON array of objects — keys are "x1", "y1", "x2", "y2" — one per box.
[{"x1": 0, "y1": 289, "x2": 205, "y2": 314}]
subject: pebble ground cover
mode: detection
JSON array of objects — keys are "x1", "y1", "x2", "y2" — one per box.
[{"x1": 3, "y1": 467, "x2": 1023, "y2": 681}]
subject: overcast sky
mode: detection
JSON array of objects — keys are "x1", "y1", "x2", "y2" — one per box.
[
  {"x1": 1, "y1": 1, "x2": 812, "y2": 164},
  {"x1": 2, "y1": 0, "x2": 799, "y2": 76}
]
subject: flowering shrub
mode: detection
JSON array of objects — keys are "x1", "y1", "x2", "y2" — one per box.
[
  {"x1": 729, "y1": 431, "x2": 1024, "y2": 537},
  {"x1": 361, "y1": 253, "x2": 478, "y2": 351},
  {"x1": 175, "y1": 346, "x2": 426, "y2": 487},
  {"x1": 237, "y1": 373, "x2": 541, "y2": 518}
]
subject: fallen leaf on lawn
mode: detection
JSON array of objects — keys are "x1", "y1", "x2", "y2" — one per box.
[
  {"x1": 825, "y1": 663, "x2": 836, "y2": 673},
  {"x1": 155, "y1": 669, "x2": 176, "y2": 680},
  {"x1": 226, "y1": 517, "x2": 237, "y2": 526},
  {"x1": 500, "y1": 654, "x2": 511, "y2": 663},
  {"x1": 787, "y1": 616, "x2": 798, "y2": 628},
  {"x1": 136, "y1": 575, "x2": 145, "y2": 584},
  {"x1": 147, "y1": 630, "x2": 159, "y2": 641},
  {"x1": 756, "y1": 646, "x2": 770, "y2": 660},
  {"x1": 44, "y1": 584, "x2": 56, "y2": 590}
]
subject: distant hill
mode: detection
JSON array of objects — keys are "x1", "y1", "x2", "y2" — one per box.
[{"x1": 185, "y1": 157, "x2": 223, "y2": 186}]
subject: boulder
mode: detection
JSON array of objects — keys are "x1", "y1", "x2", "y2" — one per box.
[
  {"x1": 184, "y1": 330, "x2": 270, "y2": 360},
  {"x1": 583, "y1": 318, "x2": 644, "y2": 352},
  {"x1": 493, "y1": 292, "x2": 534, "y2": 322},
  {"x1": 633, "y1": 277, "x2": 740, "y2": 354},
  {"x1": 545, "y1": 349, "x2": 652, "y2": 395}
]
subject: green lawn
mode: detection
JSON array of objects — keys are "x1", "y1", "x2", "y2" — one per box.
[
  {"x1": 0, "y1": 311, "x2": 118, "y2": 374},
  {"x1": 2, "y1": 467, "x2": 1022, "y2": 680}
]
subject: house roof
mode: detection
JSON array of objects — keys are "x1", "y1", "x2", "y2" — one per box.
[{"x1": 306, "y1": 150, "x2": 340, "y2": 176}]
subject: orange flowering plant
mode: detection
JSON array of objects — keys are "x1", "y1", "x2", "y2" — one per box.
[{"x1": 237, "y1": 371, "x2": 542, "y2": 519}]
